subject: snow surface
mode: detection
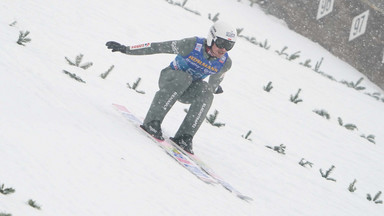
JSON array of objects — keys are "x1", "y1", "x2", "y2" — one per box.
[{"x1": 1, "y1": 0, "x2": 384, "y2": 215}]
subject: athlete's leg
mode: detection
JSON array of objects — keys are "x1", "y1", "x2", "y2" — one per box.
[
  {"x1": 174, "y1": 80, "x2": 214, "y2": 138},
  {"x1": 143, "y1": 67, "x2": 193, "y2": 125}
]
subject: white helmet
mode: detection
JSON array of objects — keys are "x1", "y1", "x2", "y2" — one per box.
[{"x1": 207, "y1": 21, "x2": 237, "y2": 47}]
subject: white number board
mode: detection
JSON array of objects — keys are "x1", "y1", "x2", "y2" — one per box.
[
  {"x1": 316, "y1": 0, "x2": 334, "y2": 20},
  {"x1": 349, "y1": 10, "x2": 370, "y2": 41}
]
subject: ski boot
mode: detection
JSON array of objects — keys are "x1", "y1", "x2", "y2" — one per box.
[
  {"x1": 140, "y1": 120, "x2": 164, "y2": 141},
  {"x1": 170, "y1": 134, "x2": 194, "y2": 154}
]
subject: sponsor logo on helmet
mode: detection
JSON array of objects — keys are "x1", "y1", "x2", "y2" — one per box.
[{"x1": 226, "y1": 31, "x2": 236, "y2": 39}]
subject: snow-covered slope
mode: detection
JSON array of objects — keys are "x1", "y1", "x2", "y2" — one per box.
[{"x1": 1, "y1": 0, "x2": 383, "y2": 215}]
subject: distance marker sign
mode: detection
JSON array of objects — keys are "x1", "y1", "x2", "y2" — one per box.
[
  {"x1": 349, "y1": 10, "x2": 370, "y2": 41},
  {"x1": 316, "y1": 0, "x2": 334, "y2": 20}
]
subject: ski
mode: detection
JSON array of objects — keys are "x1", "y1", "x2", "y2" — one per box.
[
  {"x1": 113, "y1": 103, "x2": 252, "y2": 201},
  {"x1": 112, "y1": 103, "x2": 216, "y2": 184},
  {"x1": 168, "y1": 139, "x2": 253, "y2": 202}
]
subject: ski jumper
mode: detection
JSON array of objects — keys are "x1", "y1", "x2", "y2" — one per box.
[{"x1": 122, "y1": 37, "x2": 232, "y2": 138}]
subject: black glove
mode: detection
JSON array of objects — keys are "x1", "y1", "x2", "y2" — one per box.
[
  {"x1": 214, "y1": 85, "x2": 224, "y2": 94},
  {"x1": 106, "y1": 41, "x2": 127, "y2": 53}
]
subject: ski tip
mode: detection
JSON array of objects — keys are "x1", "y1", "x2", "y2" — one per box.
[
  {"x1": 238, "y1": 195, "x2": 253, "y2": 202},
  {"x1": 112, "y1": 103, "x2": 129, "y2": 112}
]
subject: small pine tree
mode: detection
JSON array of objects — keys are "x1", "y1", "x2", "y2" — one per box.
[
  {"x1": 28, "y1": 199, "x2": 41, "y2": 210},
  {"x1": 313, "y1": 57, "x2": 323, "y2": 72},
  {"x1": 100, "y1": 65, "x2": 114, "y2": 79},
  {"x1": 65, "y1": 54, "x2": 93, "y2": 70},
  {"x1": 340, "y1": 77, "x2": 366, "y2": 91},
  {"x1": 344, "y1": 123, "x2": 358, "y2": 131},
  {"x1": 208, "y1": 13, "x2": 220, "y2": 22},
  {"x1": 313, "y1": 109, "x2": 330, "y2": 120},
  {"x1": 348, "y1": 179, "x2": 357, "y2": 192},
  {"x1": 360, "y1": 134, "x2": 376, "y2": 144},
  {"x1": 337, "y1": 117, "x2": 358, "y2": 131},
  {"x1": 290, "y1": 89, "x2": 303, "y2": 104},
  {"x1": 242, "y1": 130, "x2": 252, "y2": 141},
  {"x1": 127, "y1": 78, "x2": 145, "y2": 94},
  {"x1": 9, "y1": 20, "x2": 17, "y2": 26},
  {"x1": 62, "y1": 70, "x2": 86, "y2": 83},
  {"x1": 365, "y1": 92, "x2": 381, "y2": 100},
  {"x1": 263, "y1": 81, "x2": 273, "y2": 92},
  {"x1": 320, "y1": 165, "x2": 336, "y2": 182},
  {"x1": 299, "y1": 158, "x2": 313, "y2": 167},
  {"x1": 275, "y1": 46, "x2": 289, "y2": 57},
  {"x1": 16, "y1": 30, "x2": 31, "y2": 46},
  {"x1": 337, "y1": 117, "x2": 344, "y2": 126},
  {"x1": 258, "y1": 39, "x2": 270, "y2": 50},
  {"x1": 266, "y1": 144, "x2": 286, "y2": 155},
  {"x1": 300, "y1": 59, "x2": 312, "y2": 68},
  {"x1": 367, "y1": 191, "x2": 383, "y2": 204},
  {"x1": 287, "y1": 51, "x2": 301, "y2": 61},
  {"x1": 206, "y1": 110, "x2": 225, "y2": 127},
  {"x1": 0, "y1": 184, "x2": 16, "y2": 195}
]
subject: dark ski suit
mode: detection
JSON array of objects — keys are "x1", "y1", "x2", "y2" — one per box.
[{"x1": 114, "y1": 37, "x2": 232, "y2": 138}]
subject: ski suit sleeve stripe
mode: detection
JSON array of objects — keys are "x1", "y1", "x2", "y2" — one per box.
[{"x1": 123, "y1": 37, "x2": 197, "y2": 56}]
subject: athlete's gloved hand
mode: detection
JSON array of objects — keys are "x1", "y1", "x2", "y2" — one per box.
[
  {"x1": 214, "y1": 85, "x2": 223, "y2": 94},
  {"x1": 106, "y1": 41, "x2": 127, "y2": 53}
]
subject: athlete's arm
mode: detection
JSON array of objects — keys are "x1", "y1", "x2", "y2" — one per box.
[
  {"x1": 106, "y1": 37, "x2": 196, "y2": 56},
  {"x1": 208, "y1": 57, "x2": 232, "y2": 93}
]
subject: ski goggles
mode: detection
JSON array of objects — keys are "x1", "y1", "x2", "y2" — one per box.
[{"x1": 214, "y1": 37, "x2": 235, "y2": 51}]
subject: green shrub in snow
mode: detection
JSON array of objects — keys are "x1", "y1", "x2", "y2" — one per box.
[
  {"x1": 266, "y1": 144, "x2": 286, "y2": 155},
  {"x1": 360, "y1": 134, "x2": 375, "y2": 144},
  {"x1": 16, "y1": 30, "x2": 31, "y2": 46},
  {"x1": 320, "y1": 165, "x2": 336, "y2": 182},
  {"x1": 242, "y1": 130, "x2": 252, "y2": 141},
  {"x1": 367, "y1": 191, "x2": 383, "y2": 204},
  {"x1": 348, "y1": 179, "x2": 357, "y2": 192},
  {"x1": 313, "y1": 109, "x2": 330, "y2": 120},
  {"x1": 263, "y1": 81, "x2": 273, "y2": 92},
  {"x1": 0, "y1": 184, "x2": 15, "y2": 195},
  {"x1": 299, "y1": 158, "x2": 313, "y2": 168},
  {"x1": 337, "y1": 117, "x2": 358, "y2": 131},
  {"x1": 206, "y1": 110, "x2": 225, "y2": 128},
  {"x1": 127, "y1": 77, "x2": 145, "y2": 94},
  {"x1": 290, "y1": 88, "x2": 303, "y2": 104},
  {"x1": 62, "y1": 70, "x2": 86, "y2": 83},
  {"x1": 65, "y1": 54, "x2": 93, "y2": 70},
  {"x1": 100, "y1": 65, "x2": 114, "y2": 79},
  {"x1": 340, "y1": 77, "x2": 366, "y2": 91},
  {"x1": 28, "y1": 199, "x2": 42, "y2": 210}
]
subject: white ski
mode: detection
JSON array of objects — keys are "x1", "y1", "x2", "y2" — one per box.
[
  {"x1": 113, "y1": 103, "x2": 252, "y2": 201},
  {"x1": 112, "y1": 103, "x2": 216, "y2": 184},
  {"x1": 169, "y1": 139, "x2": 253, "y2": 202}
]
